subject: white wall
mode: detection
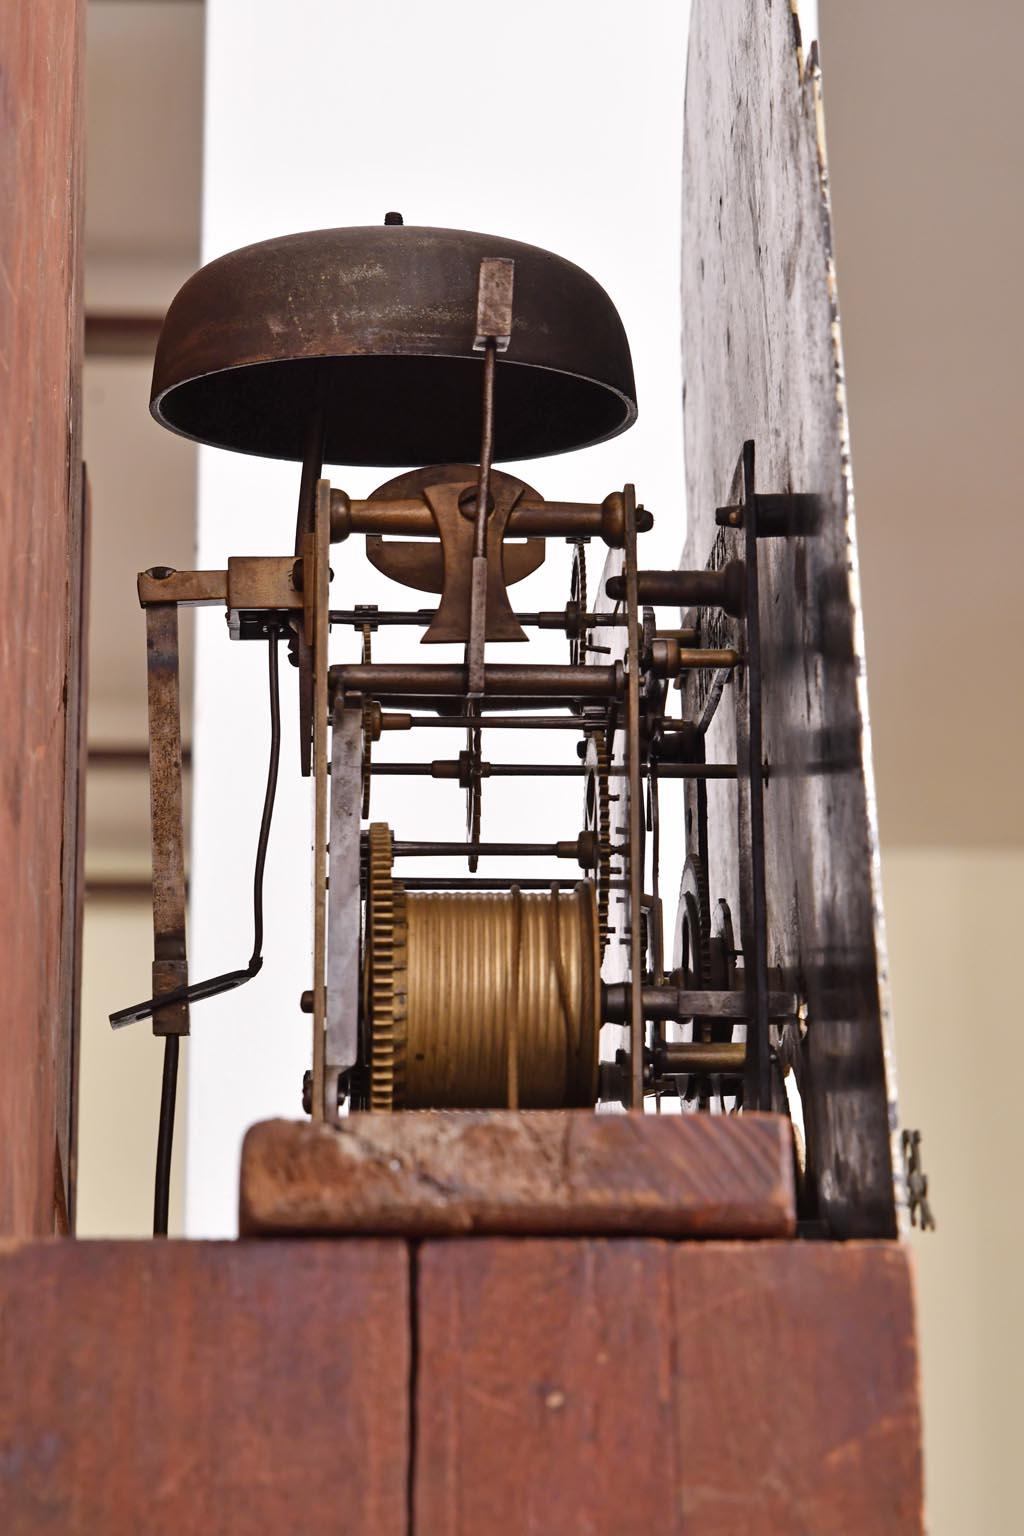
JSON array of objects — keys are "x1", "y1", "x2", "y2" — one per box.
[{"x1": 188, "y1": 0, "x2": 693, "y2": 1234}]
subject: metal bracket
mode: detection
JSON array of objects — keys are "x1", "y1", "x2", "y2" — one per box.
[
  {"x1": 144, "y1": 604, "x2": 190, "y2": 1037},
  {"x1": 473, "y1": 257, "x2": 515, "y2": 353},
  {"x1": 325, "y1": 696, "x2": 364, "y2": 1116},
  {"x1": 901, "y1": 1128, "x2": 935, "y2": 1230}
]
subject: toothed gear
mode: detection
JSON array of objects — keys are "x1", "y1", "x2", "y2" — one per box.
[
  {"x1": 361, "y1": 705, "x2": 373, "y2": 818},
  {"x1": 583, "y1": 726, "x2": 612, "y2": 954},
  {"x1": 568, "y1": 540, "x2": 589, "y2": 666},
  {"x1": 366, "y1": 822, "x2": 407, "y2": 1111},
  {"x1": 679, "y1": 855, "x2": 713, "y2": 993},
  {"x1": 670, "y1": 854, "x2": 717, "y2": 1108}
]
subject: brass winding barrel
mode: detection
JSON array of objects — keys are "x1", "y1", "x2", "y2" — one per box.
[
  {"x1": 400, "y1": 886, "x2": 600, "y2": 1109},
  {"x1": 365, "y1": 824, "x2": 600, "y2": 1111}
]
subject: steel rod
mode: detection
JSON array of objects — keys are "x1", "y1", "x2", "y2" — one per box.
[
  {"x1": 392, "y1": 839, "x2": 580, "y2": 858},
  {"x1": 397, "y1": 877, "x2": 614, "y2": 891},
  {"x1": 396, "y1": 714, "x2": 603, "y2": 730},
  {"x1": 603, "y1": 984, "x2": 797, "y2": 1022},
  {"x1": 379, "y1": 713, "x2": 711, "y2": 738},
  {"x1": 473, "y1": 342, "x2": 496, "y2": 560},
  {"x1": 332, "y1": 662, "x2": 623, "y2": 700},
  {"x1": 328, "y1": 607, "x2": 692, "y2": 637},
  {"x1": 367, "y1": 761, "x2": 737, "y2": 779}
]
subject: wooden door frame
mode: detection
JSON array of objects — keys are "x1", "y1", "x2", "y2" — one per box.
[{"x1": 0, "y1": 0, "x2": 86, "y2": 1234}]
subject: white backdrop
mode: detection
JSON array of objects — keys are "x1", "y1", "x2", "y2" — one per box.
[{"x1": 187, "y1": 0, "x2": 697, "y2": 1235}]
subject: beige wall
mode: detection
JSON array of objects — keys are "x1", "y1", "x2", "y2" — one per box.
[
  {"x1": 820, "y1": 6, "x2": 1024, "y2": 1526},
  {"x1": 883, "y1": 847, "x2": 1023, "y2": 1535}
]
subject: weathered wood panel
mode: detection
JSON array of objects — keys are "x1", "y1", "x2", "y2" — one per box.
[
  {"x1": 680, "y1": 0, "x2": 899, "y2": 1235},
  {"x1": 415, "y1": 1238, "x2": 923, "y2": 1534},
  {"x1": 0, "y1": 1239, "x2": 409, "y2": 1535},
  {"x1": 239, "y1": 1112, "x2": 796, "y2": 1238},
  {"x1": 0, "y1": 1, "x2": 85, "y2": 1232}
]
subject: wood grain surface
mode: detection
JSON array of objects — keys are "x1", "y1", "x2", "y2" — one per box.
[
  {"x1": 680, "y1": 0, "x2": 899, "y2": 1237},
  {"x1": 0, "y1": 1, "x2": 85, "y2": 1233},
  {"x1": 415, "y1": 1238, "x2": 923, "y2": 1534},
  {"x1": 239, "y1": 1112, "x2": 796, "y2": 1238},
  {"x1": 0, "y1": 1239, "x2": 409, "y2": 1535}
]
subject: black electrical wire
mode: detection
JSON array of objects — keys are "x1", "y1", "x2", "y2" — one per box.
[
  {"x1": 139, "y1": 627, "x2": 282, "y2": 1235},
  {"x1": 111, "y1": 628, "x2": 283, "y2": 1030},
  {"x1": 153, "y1": 1035, "x2": 178, "y2": 1237}
]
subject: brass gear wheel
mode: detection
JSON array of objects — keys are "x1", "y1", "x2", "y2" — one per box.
[
  {"x1": 568, "y1": 540, "x2": 589, "y2": 666},
  {"x1": 361, "y1": 704, "x2": 374, "y2": 819},
  {"x1": 582, "y1": 725, "x2": 612, "y2": 953},
  {"x1": 678, "y1": 855, "x2": 713, "y2": 993},
  {"x1": 365, "y1": 823, "x2": 407, "y2": 1111}
]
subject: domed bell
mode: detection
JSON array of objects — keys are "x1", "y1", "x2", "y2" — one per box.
[{"x1": 150, "y1": 223, "x2": 638, "y2": 467}]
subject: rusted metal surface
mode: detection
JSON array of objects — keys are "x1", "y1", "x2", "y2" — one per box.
[
  {"x1": 239, "y1": 1112, "x2": 795, "y2": 1237},
  {"x1": 137, "y1": 565, "x2": 227, "y2": 606},
  {"x1": 473, "y1": 256, "x2": 515, "y2": 352},
  {"x1": 681, "y1": 0, "x2": 900, "y2": 1234},
  {"x1": 145, "y1": 606, "x2": 190, "y2": 1037},
  {"x1": 225, "y1": 555, "x2": 302, "y2": 613},
  {"x1": 414, "y1": 1238, "x2": 922, "y2": 1533},
  {"x1": 151, "y1": 224, "x2": 637, "y2": 465},
  {"x1": 0, "y1": 0, "x2": 84, "y2": 1235},
  {"x1": 0, "y1": 1239, "x2": 409, "y2": 1535}
]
